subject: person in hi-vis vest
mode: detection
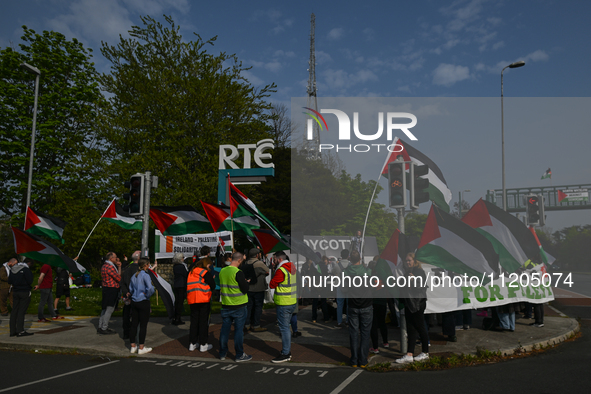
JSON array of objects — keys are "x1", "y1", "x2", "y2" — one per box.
[
  {"x1": 218, "y1": 252, "x2": 252, "y2": 362},
  {"x1": 187, "y1": 256, "x2": 216, "y2": 352},
  {"x1": 269, "y1": 251, "x2": 297, "y2": 363}
]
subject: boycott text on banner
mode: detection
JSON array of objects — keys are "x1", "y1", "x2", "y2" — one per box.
[
  {"x1": 303, "y1": 235, "x2": 379, "y2": 261},
  {"x1": 155, "y1": 230, "x2": 232, "y2": 259},
  {"x1": 422, "y1": 263, "x2": 554, "y2": 313}
]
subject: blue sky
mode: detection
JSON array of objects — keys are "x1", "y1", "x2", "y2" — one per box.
[{"x1": 2, "y1": 0, "x2": 590, "y2": 232}]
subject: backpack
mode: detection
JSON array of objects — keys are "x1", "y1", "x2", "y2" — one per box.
[{"x1": 241, "y1": 261, "x2": 258, "y2": 285}]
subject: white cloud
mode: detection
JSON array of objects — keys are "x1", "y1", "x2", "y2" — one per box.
[
  {"x1": 524, "y1": 49, "x2": 549, "y2": 62},
  {"x1": 492, "y1": 41, "x2": 505, "y2": 50},
  {"x1": 315, "y1": 50, "x2": 333, "y2": 65},
  {"x1": 322, "y1": 68, "x2": 378, "y2": 91},
  {"x1": 265, "y1": 61, "x2": 282, "y2": 73},
  {"x1": 241, "y1": 70, "x2": 264, "y2": 86},
  {"x1": 274, "y1": 50, "x2": 295, "y2": 58},
  {"x1": 327, "y1": 28, "x2": 344, "y2": 40},
  {"x1": 432, "y1": 63, "x2": 471, "y2": 87},
  {"x1": 362, "y1": 28, "x2": 374, "y2": 41}
]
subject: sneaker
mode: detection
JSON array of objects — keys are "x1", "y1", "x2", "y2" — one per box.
[
  {"x1": 351, "y1": 364, "x2": 358, "y2": 368},
  {"x1": 52, "y1": 316, "x2": 65, "y2": 320},
  {"x1": 532, "y1": 323, "x2": 544, "y2": 328},
  {"x1": 252, "y1": 326, "x2": 267, "y2": 332},
  {"x1": 383, "y1": 342, "x2": 389, "y2": 348},
  {"x1": 369, "y1": 347, "x2": 379, "y2": 354},
  {"x1": 130, "y1": 346, "x2": 137, "y2": 354},
  {"x1": 219, "y1": 355, "x2": 226, "y2": 361},
  {"x1": 293, "y1": 331, "x2": 302, "y2": 338},
  {"x1": 105, "y1": 328, "x2": 117, "y2": 333},
  {"x1": 38, "y1": 318, "x2": 50, "y2": 323},
  {"x1": 65, "y1": 307, "x2": 74, "y2": 311},
  {"x1": 236, "y1": 353, "x2": 253, "y2": 362},
  {"x1": 138, "y1": 347, "x2": 152, "y2": 355},
  {"x1": 16, "y1": 331, "x2": 34, "y2": 337},
  {"x1": 271, "y1": 353, "x2": 291, "y2": 363},
  {"x1": 189, "y1": 343, "x2": 198, "y2": 352},
  {"x1": 455, "y1": 325, "x2": 464, "y2": 331},
  {"x1": 414, "y1": 352, "x2": 429, "y2": 362},
  {"x1": 396, "y1": 355, "x2": 414, "y2": 364},
  {"x1": 463, "y1": 325, "x2": 470, "y2": 330},
  {"x1": 360, "y1": 365, "x2": 367, "y2": 368},
  {"x1": 97, "y1": 328, "x2": 116, "y2": 335},
  {"x1": 200, "y1": 344, "x2": 213, "y2": 352}
]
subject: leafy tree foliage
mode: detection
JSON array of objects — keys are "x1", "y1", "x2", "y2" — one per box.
[
  {"x1": 98, "y1": 16, "x2": 277, "y2": 207},
  {"x1": 0, "y1": 27, "x2": 104, "y2": 219}
]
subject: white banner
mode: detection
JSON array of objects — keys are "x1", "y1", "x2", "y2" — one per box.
[
  {"x1": 422, "y1": 263, "x2": 555, "y2": 313},
  {"x1": 154, "y1": 230, "x2": 232, "y2": 259}
]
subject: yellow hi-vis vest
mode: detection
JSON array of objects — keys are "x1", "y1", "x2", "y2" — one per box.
[
  {"x1": 274, "y1": 265, "x2": 297, "y2": 305},
  {"x1": 219, "y1": 266, "x2": 247, "y2": 306}
]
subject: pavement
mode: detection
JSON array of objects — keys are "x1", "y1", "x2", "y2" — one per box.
[{"x1": 0, "y1": 303, "x2": 579, "y2": 367}]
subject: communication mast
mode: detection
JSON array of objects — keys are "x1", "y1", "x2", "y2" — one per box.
[{"x1": 305, "y1": 13, "x2": 320, "y2": 160}]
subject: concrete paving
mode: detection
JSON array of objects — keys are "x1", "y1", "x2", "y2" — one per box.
[{"x1": 0, "y1": 304, "x2": 579, "y2": 367}]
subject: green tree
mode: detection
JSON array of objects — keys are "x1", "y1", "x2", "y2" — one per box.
[
  {"x1": 98, "y1": 15, "x2": 277, "y2": 207},
  {"x1": 0, "y1": 27, "x2": 105, "y2": 219}
]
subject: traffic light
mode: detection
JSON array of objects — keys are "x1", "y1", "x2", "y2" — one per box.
[
  {"x1": 410, "y1": 162, "x2": 430, "y2": 209},
  {"x1": 388, "y1": 160, "x2": 406, "y2": 208},
  {"x1": 526, "y1": 194, "x2": 545, "y2": 226},
  {"x1": 124, "y1": 174, "x2": 145, "y2": 216}
]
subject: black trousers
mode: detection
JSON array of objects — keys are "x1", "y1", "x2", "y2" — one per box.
[
  {"x1": 371, "y1": 304, "x2": 388, "y2": 348},
  {"x1": 173, "y1": 287, "x2": 187, "y2": 321},
  {"x1": 122, "y1": 303, "x2": 132, "y2": 337},
  {"x1": 130, "y1": 300, "x2": 151, "y2": 345},
  {"x1": 405, "y1": 307, "x2": 429, "y2": 354},
  {"x1": 189, "y1": 302, "x2": 211, "y2": 346},
  {"x1": 10, "y1": 291, "x2": 30, "y2": 335},
  {"x1": 312, "y1": 298, "x2": 328, "y2": 321},
  {"x1": 533, "y1": 303, "x2": 544, "y2": 324}
]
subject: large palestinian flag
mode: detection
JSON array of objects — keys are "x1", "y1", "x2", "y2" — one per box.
[
  {"x1": 201, "y1": 201, "x2": 260, "y2": 236},
  {"x1": 102, "y1": 199, "x2": 143, "y2": 230},
  {"x1": 416, "y1": 205, "x2": 499, "y2": 277},
  {"x1": 381, "y1": 137, "x2": 452, "y2": 212},
  {"x1": 24, "y1": 207, "x2": 67, "y2": 243},
  {"x1": 228, "y1": 181, "x2": 285, "y2": 241},
  {"x1": 462, "y1": 199, "x2": 541, "y2": 273},
  {"x1": 150, "y1": 206, "x2": 211, "y2": 236},
  {"x1": 11, "y1": 227, "x2": 86, "y2": 275},
  {"x1": 252, "y1": 229, "x2": 290, "y2": 255},
  {"x1": 375, "y1": 229, "x2": 409, "y2": 298}
]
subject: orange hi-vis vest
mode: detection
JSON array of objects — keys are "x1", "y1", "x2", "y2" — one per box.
[{"x1": 187, "y1": 267, "x2": 212, "y2": 304}]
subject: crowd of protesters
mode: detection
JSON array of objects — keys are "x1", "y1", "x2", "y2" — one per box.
[{"x1": 1, "y1": 240, "x2": 545, "y2": 365}]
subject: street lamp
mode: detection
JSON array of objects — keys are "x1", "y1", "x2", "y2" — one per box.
[
  {"x1": 501, "y1": 60, "x2": 525, "y2": 211},
  {"x1": 20, "y1": 62, "x2": 41, "y2": 216},
  {"x1": 460, "y1": 189, "x2": 471, "y2": 218}
]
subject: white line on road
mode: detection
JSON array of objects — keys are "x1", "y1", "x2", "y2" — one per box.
[
  {"x1": 548, "y1": 304, "x2": 567, "y2": 317},
  {"x1": 0, "y1": 360, "x2": 120, "y2": 393},
  {"x1": 329, "y1": 369, "x2": 363, "y2": 394}
]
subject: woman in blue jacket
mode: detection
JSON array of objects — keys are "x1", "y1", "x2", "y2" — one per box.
[{"x1": 129, "y1": 258, "x2": 155, "y2": 355}]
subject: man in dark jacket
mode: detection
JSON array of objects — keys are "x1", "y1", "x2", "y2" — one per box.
[
  {"x1": 8, "y1": 257, "x2": 34, "y2": 337},
  {"x1": 172, "y1": 252, "x2": 188, "y2": 325},
  {"x1": 344, "y1": 250, "x2": 373, "y2": 367},
  {"x1": 120, "y1": 250, "x2": 140, "y2": 339},
  {"x1": 244, "y1": 248, "x2": 269, "y2": 332}
]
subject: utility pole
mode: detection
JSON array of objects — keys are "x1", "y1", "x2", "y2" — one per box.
[{"x1": 305, "y1": 13, "x2": 320, "y2": 160}]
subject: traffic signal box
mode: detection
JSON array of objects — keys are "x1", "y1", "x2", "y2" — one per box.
[
  {"x1": 388, "y1": 161, "x2": 406, "y2": 208},
  {"x1": 124, "y1": 174, "x2": 145, "y2": 216},
  {"x1": 526, "y1": 194, "x2": 545, "y2": 226},
  {"x1": 410, "y1": 163, "x2": 430, "y2": 209}
]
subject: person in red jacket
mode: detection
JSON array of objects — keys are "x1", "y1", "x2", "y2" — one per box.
[{"x1": 35, "y1": 263, "x2": 63, "y2": 322}]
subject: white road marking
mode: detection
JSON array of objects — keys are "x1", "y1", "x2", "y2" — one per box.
[
  {"x1": 548, "y1": 304, "x2": 567, "y2": 317},
  {"x1": 0, "y1": 360, "x2": 119, "y2": 393},
  {"x1": 329, "y1": 369, "x2": 363, "y2": 394}
]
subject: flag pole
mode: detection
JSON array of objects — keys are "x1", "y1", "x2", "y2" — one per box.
[
  {"x1": 77, "y1": 198, "x2": 113, "y2": 257},
  {"x1": 228, "y1": 174, "x2": 234, "y2": 244}
]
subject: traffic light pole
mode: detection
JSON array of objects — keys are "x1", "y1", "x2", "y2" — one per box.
[
  {"x1": 398, "y1": 207, "x2": 408, "y2": 354},
  {"x1": 141, "y1": 171, "x2": 152, "y2": 258}
]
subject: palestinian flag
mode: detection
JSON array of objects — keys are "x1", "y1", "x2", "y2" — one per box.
[
  {"x1": 150, "y1": 206, "x2": 211, "y2": 236},
  {"x1": 24, "y1": 207, "x2": 67, "y2": 244},
  {"x1": 102, "y1": 199, "x2": 142, "y2": 230},
  {"x1": 378, "y1": 229, "x2": 408, "y2": 277},
  {"x1": 252, "y1": 229, "x2": 289, "y2": 254},
  {"x1": 381, "y1": 137, "x2": 452, "y2": 212},
  {"x1": 529, "y1": 226, "x2": 556, "y2": 265},
  {"x1": 201, "y1": 201, "x2": 260, "y2": 236},
  {"x1": 462, "y1": 199, "x2": 541, "y2": 273},
  {"x1": 541, "y1": 168, "x2": 551, "y2": 180},
  {"x1": 11, "y1": 227, "x2": 86, "y2": 275},
  {"x1": 416, "y1": 204, "x2": 499, "y2": 277},
  {"x1": 228, "y1": 181, "x2": 285, "y2": 240},
  {"x1": 147, "y1": 268, "x2": 175, "y2": 320}
]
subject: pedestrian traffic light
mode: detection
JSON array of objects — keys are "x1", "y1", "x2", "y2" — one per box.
[
  {"x1": 410, "y1": 163, "x2": 430, "y2": 209},
  {"x1": 526, "y1": 194, "x2": 545, "y2": 226},
  {"x1": 124, "y1": 174, "x2": 144, "y2": 216},
  {"x1": 388, "y1": 160, "x2": 406, "y2": 208}
]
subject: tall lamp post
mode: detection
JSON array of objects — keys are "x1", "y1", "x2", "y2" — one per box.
[
  {"x1": 460, "y1": 189, "x2": 471, "y2": 218},
  {"x1": 501, "y1": 60, "x2": 525, "y2": 211},
  {"x1": 20, "y1": 62, "x2": 41, "y2": 215}
]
